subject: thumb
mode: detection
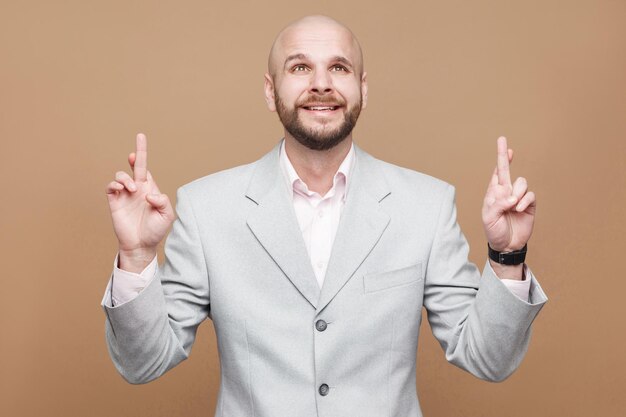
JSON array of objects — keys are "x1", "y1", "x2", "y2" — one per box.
[
  {"x1": 146, "y1": 193, "x2": 174, "y2": 218},
  {"x1": 494, "y1": 195, "x2": 519, "y2": 215},
  {"x1": 483, "y1": 194, "x2": 518, "y2": 219}
]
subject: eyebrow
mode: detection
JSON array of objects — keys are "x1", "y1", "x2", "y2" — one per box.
[
  {"x1": 331, "y1": 56, "x2": 354, "y2": 68},
  {"x1": 284, "y1": 53, "x2": 308, "y2": 67},
  {"x1": 283, "y1": 53, "x2": 354, "y2": 69}
]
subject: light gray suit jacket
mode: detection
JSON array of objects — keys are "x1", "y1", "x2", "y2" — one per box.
[{"x1": 103, "y1": 142, "x2": 547, "y2": 417}]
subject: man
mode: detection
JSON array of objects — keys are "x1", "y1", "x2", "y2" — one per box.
[{"x1": 102, "y1": 15, "x2": 546, "y2": 417}]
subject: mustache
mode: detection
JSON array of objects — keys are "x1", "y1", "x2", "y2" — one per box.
[{"x1": 296, "y1": 96, "x2": 346, "y2": 107}]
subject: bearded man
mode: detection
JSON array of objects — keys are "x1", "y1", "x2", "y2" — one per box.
[{"x1": 103, "y1": 15, "x2": 547, "y2": 417}]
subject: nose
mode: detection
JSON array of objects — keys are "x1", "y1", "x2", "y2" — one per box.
[{"x1": 309, "y1": 69, "x2": 333, "y2": 95}]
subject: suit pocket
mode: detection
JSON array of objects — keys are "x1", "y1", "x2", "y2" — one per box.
[{"x1": 363, "y1": 263, "x2": 423, "y2": 293}]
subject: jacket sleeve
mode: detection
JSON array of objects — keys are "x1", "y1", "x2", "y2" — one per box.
[
  {"x1": 423, "y1": 184, "x2": 547, "y2": 382},
  {"x1": 102, "y1": 186, "x2": 210, "y2": 384}
]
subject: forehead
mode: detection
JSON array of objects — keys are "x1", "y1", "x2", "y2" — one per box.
[{"x1": 277, "y1": 24, "x2": 359, "y2": 64}]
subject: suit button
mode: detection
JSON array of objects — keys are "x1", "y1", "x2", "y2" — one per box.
[
  {"x1": 315, "y1": 320, "x2": 327, "y2": 332},
  {"x1": 318, "y1": 383, "x2": 329, "y2": 396}
]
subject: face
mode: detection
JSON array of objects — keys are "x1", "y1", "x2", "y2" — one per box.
[{"x1": 265, "y1": 23, "x2": 368, "y2": 151}]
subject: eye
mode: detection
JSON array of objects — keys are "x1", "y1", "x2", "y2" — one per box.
[
  {"x1": 330, "y1": 64, "x2": 349, "y2": 72},
  {"x1": 291, "y1": 64, "x2": 310, "y2": 72}
]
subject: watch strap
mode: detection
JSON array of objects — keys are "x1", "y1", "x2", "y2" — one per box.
[{"x1": 488, "y1": 243, "x2": 528, "y2": 265}]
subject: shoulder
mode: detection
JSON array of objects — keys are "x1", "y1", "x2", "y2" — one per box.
[
  {"x1": 179, "y1": 143, "x2": 280, "y2": 201},
  {"x1": 358, "y1": 147, "x2": 453, "y2": 200},
  {"x1": 179, "y1": 161, "x2": 257, "y2": 199}
]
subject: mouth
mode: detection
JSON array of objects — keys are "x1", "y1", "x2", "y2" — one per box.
[{"x1": 301, "y1": 105, "x2": 342, "y2": 112}]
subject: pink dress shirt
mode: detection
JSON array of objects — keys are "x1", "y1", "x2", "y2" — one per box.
[
  {"x1": 103, "y1": 140, "x2": 530, "y2": 307},
  {"x1": 279, "y1": 140, "x2": 353, "y2": 287}
]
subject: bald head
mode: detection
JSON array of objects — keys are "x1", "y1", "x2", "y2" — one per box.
[
  {"x1": 262, "y1": 15, "x2": 368, "y2": 152},
  {"x1": 267, "y1": 15, "x2": 364, "y2": 78}
]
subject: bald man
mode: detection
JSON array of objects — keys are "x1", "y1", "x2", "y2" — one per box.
[{"x1": 103, "y1": 15, "x2": 547, "y2": 417}]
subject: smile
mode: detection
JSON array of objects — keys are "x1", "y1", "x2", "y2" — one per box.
[{"x1": 302, "y1": 106, "x2": 340, "y2": 111}]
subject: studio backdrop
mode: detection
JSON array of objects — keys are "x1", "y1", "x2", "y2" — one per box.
[{"x1": 1, "y1": 1, "x2": 624, "y2": 416}]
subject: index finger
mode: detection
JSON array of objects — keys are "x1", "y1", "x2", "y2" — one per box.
[
  {"x1": 496, "y1": 136, "x2": 511, "y2": 186},
  {"x1": 134, "y1": 133, "x2": 148, "y2": 182}
]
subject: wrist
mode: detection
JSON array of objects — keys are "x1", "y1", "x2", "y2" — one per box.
[
  {"x1": 489, "y1": 259, "x2": 525, "y2": 280},
  {"x1": 118, "y1": 247, "x2": 157, "y2": 273},
  {"x1": 488, "y1": 243, "x2": 528, "y2": 265}
]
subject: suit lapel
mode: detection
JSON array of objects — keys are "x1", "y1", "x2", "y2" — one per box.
[
  {"x1": 246, "y1": 143, "x2": 320, "y2": 309},
  {"x1": 316, "y1": 146, "x2": 391, "y2": 313},
  {"x1": 245, "y1": 142, "x2": 391, "y2": 312}
]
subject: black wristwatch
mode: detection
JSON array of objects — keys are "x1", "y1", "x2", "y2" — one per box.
[{"x1": 488, "y1": 243, "x2": 527, "y2": 265}]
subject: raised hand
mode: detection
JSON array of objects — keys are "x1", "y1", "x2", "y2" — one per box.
[
  {"x1": 482, "y1": 136, "x2": 536, "y2": 253},
  {"x1": 105, "y1": 133, "x2": 175, "y2": 272}
]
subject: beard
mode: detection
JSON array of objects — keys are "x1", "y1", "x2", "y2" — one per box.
[{"x1": 275, "y1": 93, "x2": 362, "y2": 151}]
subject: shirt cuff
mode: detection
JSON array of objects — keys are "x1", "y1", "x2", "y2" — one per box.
[
  {"x1": 101, "y1": 254, "x2": 158, "y2": 307},
  {"x1": 487, "y1": 262, "x2": 532, "y2": 302}
]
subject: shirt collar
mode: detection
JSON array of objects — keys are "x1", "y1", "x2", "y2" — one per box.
[{"x1": 279, "y1": 139, "x2": 354, "y2": 200}]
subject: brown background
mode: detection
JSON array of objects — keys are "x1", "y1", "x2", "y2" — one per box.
[{"x1": 1, "y1": 0, "x2": 625, "y2": 416}]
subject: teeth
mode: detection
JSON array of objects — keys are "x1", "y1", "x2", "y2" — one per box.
[{"x1": 308, "y1": 106, "x2": 336, "y2": 111}]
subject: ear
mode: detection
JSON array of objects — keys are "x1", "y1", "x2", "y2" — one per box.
[
  {"x1": 264, "y1": 73, "x2": 277, "y2": 112},
  {"x1": 360, "y1": 71, "x2": 368, "y2": 109}
]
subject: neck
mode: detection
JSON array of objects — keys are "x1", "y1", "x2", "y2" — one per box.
[{"x1": 283, "y1": 134, "x2": 352, "y2": 196}]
